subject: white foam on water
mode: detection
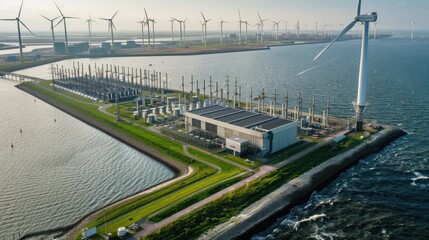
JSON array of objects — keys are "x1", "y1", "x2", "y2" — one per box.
[{"x1": 293, "y1": 213, "x2": 326, "y2": 231}]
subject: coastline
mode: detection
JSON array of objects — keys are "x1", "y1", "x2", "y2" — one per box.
[
  {"x1": 202, "y1": 126, "x2": 406, "y2": 240},
  {"x1": 15, "y1": 82, "x2": 190, "y2": 239}
]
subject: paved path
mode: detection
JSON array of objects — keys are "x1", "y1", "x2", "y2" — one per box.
[
  {"x1": 273, "y1": 129, "x2": 351, "y2": 169},
  {"x1": 132, "y1": 165, "x2": 275, "y2": 239}
]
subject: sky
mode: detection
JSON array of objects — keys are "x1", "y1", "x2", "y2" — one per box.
[{"x1": 0, "y1": 0, "x2": 427, "y2": 34}]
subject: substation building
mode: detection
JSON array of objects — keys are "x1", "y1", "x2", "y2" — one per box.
[{"x1": 184, "y1": 105, "x2": 298, "y2": 157}]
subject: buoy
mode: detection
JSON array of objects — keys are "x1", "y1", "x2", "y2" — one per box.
[
  {"x1": 54, "y1": 118, "x2": 56, "y2": 122},
  {"x1": 20, "y1": 129, "x2": 22, "y2": 133},
  {"x1": 11, "y1": 143, "x2": 13, "y2": 148}
]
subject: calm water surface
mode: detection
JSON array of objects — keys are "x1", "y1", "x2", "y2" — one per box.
[
  {"x1": 13, "y1": 39, "x2": 429, "y2": 239},
  {"x1": 0, "y1": 80, "x2": 174, "y2": 238}
]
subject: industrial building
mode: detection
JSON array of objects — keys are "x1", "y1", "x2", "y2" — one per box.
[{"x1": 184, "y1": 105, "x2": 298, "y2": 157}]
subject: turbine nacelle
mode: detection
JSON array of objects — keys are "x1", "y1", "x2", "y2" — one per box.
[{"x1": 356, "y1": 12, "x2": 377, "y2": 22}]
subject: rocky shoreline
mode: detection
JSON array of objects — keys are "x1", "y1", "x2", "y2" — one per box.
[{"x1": 202, "y1": 126, "x2": 406, "y2": 240}]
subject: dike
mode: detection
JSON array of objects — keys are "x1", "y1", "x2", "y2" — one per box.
[{"x1": 202, "y1": 126, "x2": 406, "y2": 240}]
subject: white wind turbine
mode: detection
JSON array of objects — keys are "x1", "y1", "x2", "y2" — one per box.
[
  {"x1": 314, "y1": 0, "x2": 377, "y2": 131},
  {"x1": 201, "y1": 12, "x2": 211, "y2": 46},
  {"x1": 244, "y1": 21, "x2": 250, "y2": 44},
  {"x1": 411, "y1": 22, "x2": 415, "y2": 41},
  {"x1": 54, "y1": 2, "x2": 78, "y2": 55},
  {"x1": 257, "y1": 13, "x2": 268, "y2": 42},
  {"x1": 171, "y1": 18, "x2": 182, "y2": 47},
  {"x1": 40, "y1": 14, "x2": 60, "y2": 50},
  {"x1": 220, "y1": 19, "x2": 228, "y2": 45},
  {"x1": 85, "y1": 14, "x2": 96, "y2": 48},
  {"x1": 272, "y1": 20, "x2": 281, "y2": 41},
  {"x1": 0, "y1": 0, "x2": 35, "y2": 62},
  {"x1": 137, "y1": 19, "x2": 146, "y2": 47},
  {"x1": 238, "y1": 9, "x2": 245, "y2": 44},
  {"x1": 296, "y1": 20, "x2": 300, "y2": 39},
  {"x1": 144, "y1": 8, "x2": 155, "y2": 50},
  {"x1": 100, "y1": 10, "x2": 119, "y2": 51}
]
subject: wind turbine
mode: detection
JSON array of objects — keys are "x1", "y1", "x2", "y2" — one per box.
[
  {"x1": 220, "y1": 19, "x2": 228, "y2": 45},
  {"x1": 296, "y1": 20, "x2": 300, "y2": 39},
  {"x1": 172, "y1": 18, "x2": 183, "y2": 47},
  {"x1": 183, "y1": 18, "x2": 188, "y2": 45},
  {"x1": 40, "y1": 14, "x2": 60, "y2": 50},
  {"x1": 238, "y1": 9, "x2": 245, "y2": 44},
  {"x1": 144, "y1": 8, "x2": 152, "y2": 50},
  {"x1": 257, "y1": 13, "x2": 268, "y2": 42},
  {"x1": 315, "y1": 21, "x2": 318, "y2": 39},
  {"x1": 85, "y1": 14, "x2": 96, "y2": 48},
  {"x1": 100, "y1": 10, "x2": 119, "y2": 51},
  {"x1": 137, "y1": 19, "x2": 146, "y2": 47},
  {"x1": 244, "y1": 21, "x2": 250, "y2": 44},
  {"x1": 1, "y1": 0, "x2": 35, "y2": 62},
  {"x1": 411, "y1": 22, "x2": 415, "y2": 41},
  {"x1": 272, "y1": 20, "x2": 281, "y2": 41},
  {"x1": 54, "y1": 2, "x2": 78, "y2": 55},
  {"x1": 314, "y1": 0, "x2": 377, "y2": 131},
  {"x1": 201, "y1": 12, "x2": 211, "y2": 46}
]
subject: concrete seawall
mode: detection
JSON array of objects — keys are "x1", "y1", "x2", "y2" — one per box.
[{"x1": 203, "y1": 126, "x2": 406, "y2": 240}]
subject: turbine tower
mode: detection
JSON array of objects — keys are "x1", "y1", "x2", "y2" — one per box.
[
  {"x1": 1, "y1": 0, "x2": 35, "y2": 62},
  {"x1": 314, "y1": 0, "x2": 377, "y2": 131},
  {"x1": 411, "y1": 22, "x2": 415, "y2": 41},
  {"x1": 220, "y1": 19, "x2": 228, "y2": 45},
  {"x1": 296, "y1": 20, "x2": 300, "y2": 39},
  {"x1": 201, "y1": 12, "x2": 211, "y2": 46},
  {"x1": 85, "y1": 14, "x2": 96, "y2": 48},
  {"x1": 54, "y1": 2, "x2": 78, "y2": 55},
  {"x1": 40, "y1": 14, "x2": 60, "y2": 51},
  {"x1": 272, "y1": 20, "x2": 281, "y2": 41},
  {"x1": 100, "y1": 10, "x2": 119, "y2": 51},
  {"x1": 144, "y1": 8, "x2": 153, "y2": 50},
  {"x1": 172, "y1": 18, "x2": 183, "y2": 47},
  {"x1": 257, "y1": 13, "x2": 268, "y2": 42},
  {"x1": 137, "y1": 19, "x2": 146, "y2": 47},
  {"x1": 238, "y1": 9, "x2": 245, "y2": 44},
  {"x1": 244, "y1": 21, "x2": 250, "y2": 44}
]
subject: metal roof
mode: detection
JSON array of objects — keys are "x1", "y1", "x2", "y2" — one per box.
[{"x1": 187, "y1": 105, "x2": 294, "y2": 130}]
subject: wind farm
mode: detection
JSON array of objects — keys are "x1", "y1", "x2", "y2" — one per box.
[{"x1": 0, "y1": 0, "x2": 425, "y2": 240}]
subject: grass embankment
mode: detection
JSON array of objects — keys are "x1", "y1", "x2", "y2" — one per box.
[
  {"x1": 0, "y1": 56, "x2": 69, "y2": 72},
  {"x1": 144, "y1": 136, "x2": 362, "y2": 240},
  {"x1": 19, "y1": 82, "x2": 247, "y2": 237}
]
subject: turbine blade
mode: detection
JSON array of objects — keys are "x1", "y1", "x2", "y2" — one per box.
[
  {"x1": 53, "y1": 18, "x2": 64, "y2": 28},
  {"x1": 314, "y1": 19, "x2": 357, "y2": 61},
  {"x1": 0, "y1": 19, "x2": 16, "y2": 21},
  {"x1": 19, "y1": 20, "x2": 36, "y2": 36},
  {"x1": 100, "y1": 18, "x2": 110, "y2": 21},
  {"x1": 54, "y1": 2, "x2": 64, "y2": 17},
  {"x1": 112, "y1": 22, "x2": 117, "y2": 31},
  {"x1": 53, "y1": 16, "x2": 61, "y2": 21},
  {"x1": 201, "y1": 12, "x2": 206, "y2": 21},
  {"x1": 238, "y1": 9, "x2": 241, "y2": 21},
  {"x1": 257, "y1": 13, "x2": 262, "y2": 21},
  {"x1": 357, "y1": 0, "x2": 362, "y2": 16},
  {"x1": 18, "y1": 0, "x2": 24, "y2": 18},
  {"x1": 112, "y1": 10, "x2": 119, "y2": 19},
  {"x1": 40, "y1": 14, "x2": 50, "y2": 21},
  {"x1": 144, "y1": 8, "x2": 149, "y2": 19}
]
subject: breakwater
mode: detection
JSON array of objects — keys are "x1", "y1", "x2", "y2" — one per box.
[{"x1": 203, "y1": 126, "x2": 406, "y2": 240}]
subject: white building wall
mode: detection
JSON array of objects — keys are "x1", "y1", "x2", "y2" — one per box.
[{"x1": 185, "y1": 113, "x2": 298, "y2": 156}]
